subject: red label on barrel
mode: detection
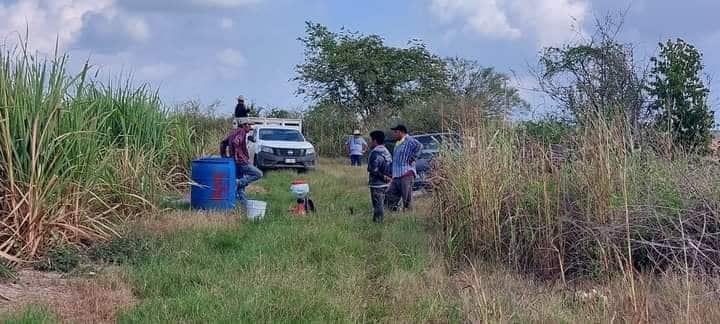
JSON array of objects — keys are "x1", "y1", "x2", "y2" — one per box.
[{"x1": 211, "y1": 172, "x2": 226, "y2": 200}]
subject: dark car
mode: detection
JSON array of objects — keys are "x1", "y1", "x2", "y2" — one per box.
[
  {"x1": 383, "y1": 132, "x2": 461, "y2": 191},
  {"x1": 413, "y1": 133, "x2": 461, "y2": 191}
]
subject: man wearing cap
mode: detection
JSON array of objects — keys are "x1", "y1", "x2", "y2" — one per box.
[
  {"x1": 386, "y1": 124, "x2": 423, "y2": 212},
  {"x1": 345, "y1": 130, "x2": 368, "y2": 167},
  {"x1": 220, "y1": 118, "x2": 263, "y2": 207},
  {"x1": 234, "y1": 96, "x2": 248, "y2": 118}
]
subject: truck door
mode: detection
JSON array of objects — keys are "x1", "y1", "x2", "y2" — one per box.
[{"x1": 247, "y1": 128, "x2": 257, "y2": 164}]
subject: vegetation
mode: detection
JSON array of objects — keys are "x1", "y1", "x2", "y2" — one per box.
[
  {"x1": 1, "y1": 14, "x2": 719, "y2": 323},
  {"x1": 648, "y1": 38, "x2": 714, "y2": 152},
  {"x1": 119, "y1": 163, "x2": 459, "y2": 323},
  {"x1": 1, "y1": 305, "x2": 58, "y2": 324},
  {"x1": 295, "y1": 22, "x2": 446, "y2": 124},
  {"x1": 0, "y1": 46, "x2": 205, "y2": 263},
  {"x1": 33, "y1": 245, "x2": 81, "y2": 273},
  {"x1": 536, "y1": 15, "x2": 645, "y2": 127},
  {"x1": 298, "y1": 23, "x2": 524, "y2": 156}
]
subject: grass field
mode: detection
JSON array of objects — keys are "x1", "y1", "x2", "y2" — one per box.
[{"x1": 2, "y1": 161, "x2": 460, "y2": 323}]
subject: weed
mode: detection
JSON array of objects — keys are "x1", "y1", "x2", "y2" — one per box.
[
  {"x1": 89, "y1": 234, "x2": 152, "y2": 265},
  {"x1": 0, "y1": 305, "x2": 58, "y2": 324},
  {"x1": 0, "y1": 261, "x2": 16, "y2": 283},
  {"x1": 33, "y1": 246, "x2": 81, "y2": 273}
]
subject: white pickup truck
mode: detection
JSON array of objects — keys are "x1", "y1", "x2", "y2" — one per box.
[{"x1": 233, "y1": 117, "x2": 317, "y2": 171}]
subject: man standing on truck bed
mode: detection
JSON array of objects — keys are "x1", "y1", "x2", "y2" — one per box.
[
  {"x1": 235, "y1": 95, "x2": 248, "y2": 118},
  {"x1": 385, "y1": 124, "x2": 422, "y2": 212},
  {"x1": 220, "y1": 118, "x2": 263, "y2": 208}
]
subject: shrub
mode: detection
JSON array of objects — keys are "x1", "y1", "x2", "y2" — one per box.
[
  {"x1": 433, "y1": 114, "x2": 720, "y2": 280},
  {"x1": 34, "y1": 246, "x2": 81, "y2": 273},
  {"x1": 89, "y1": 234, "x2": 152, "y2": 265}
]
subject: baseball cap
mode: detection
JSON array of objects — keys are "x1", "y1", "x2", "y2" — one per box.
[
  {"x1": 390, "y1": 124, "x2": 408, "y2": 133},
  {"x1": 353, "y1": 130, "x2": 361, "y2": 135}
]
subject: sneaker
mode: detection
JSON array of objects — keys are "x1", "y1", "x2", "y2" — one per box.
[{"x1": 236, "y1": 191, "x2": 248, "y2": 208}]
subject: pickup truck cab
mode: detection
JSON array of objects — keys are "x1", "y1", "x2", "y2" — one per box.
[{"x1": 235, "y1": 117, "x2": 316, "y2": 171}]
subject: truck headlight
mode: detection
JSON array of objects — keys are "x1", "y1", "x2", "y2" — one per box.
[
  {"x1": 306, "y1": 147, "x2": 315, "y2": 155},
  {"x1": 260, "y1": 146, "x2": 274, "y2": 154}
]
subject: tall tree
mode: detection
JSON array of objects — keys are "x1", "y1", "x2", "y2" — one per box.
[
  {"x1": 294, "y1": 22, "x2": 446, "y2": 124},
  {"x1": 444, "y1": 57, "x2": 527, "y2": 119},
  {"x1": 536, "y1": 15, "x2": 645, "y2": 127},
  {"x1": 648, "y1": 38, "x2": 714, "y2": 152}
]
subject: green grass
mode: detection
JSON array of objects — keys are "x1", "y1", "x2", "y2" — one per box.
[
  {"x1": 119, "y1": 162, "x2": 460, "y2": 323},
  {"x1": 1, "y1": 305, "x2": 58, "y2": 324}
]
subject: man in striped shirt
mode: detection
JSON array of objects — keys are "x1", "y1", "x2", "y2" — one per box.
[{"x1": 386, "y1": 124, "x2": 423, "y2": 212}]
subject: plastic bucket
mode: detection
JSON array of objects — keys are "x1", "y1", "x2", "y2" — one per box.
[
  {"x1": 290, "y1": 181, "x2": 310, "y2": 199},
  {"x1": 246, "y1": 200, "x2": 267, "y2": 221}
]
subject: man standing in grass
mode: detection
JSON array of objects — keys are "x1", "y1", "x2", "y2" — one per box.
[
  {"x1": 367, "y1": 130, "x2": 392, "y2": 223},
  {"x1": 346, "y1": 130, "x2": 368, "y2": 167},
  {"x1": 220, "y1": 118, "x2": 263, "y2": 208},
  {"x1": 386, "y1": 124, "x2": 422, "y2": 212}
]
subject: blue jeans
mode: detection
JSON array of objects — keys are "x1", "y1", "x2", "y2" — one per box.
[
  {"x1": 350, "y1": 154, "x2": 362, "y2": 166},
  {"x1": 236, "y1": 164, "x2": 263, "y2": 207}
]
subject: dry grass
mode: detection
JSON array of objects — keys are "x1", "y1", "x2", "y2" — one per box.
[
  {"x1": 0, "y1": 269, "x2": 135, "y2": 323},
  {"x1": 454, "y1": 262, "x2": 720, "y2": 323},
  {"x1": 135, "y1": 210, "x2": 243, "y2": 234},
  {"x1": 433, "y1": 114, "x2": 720, "y2": 278}
]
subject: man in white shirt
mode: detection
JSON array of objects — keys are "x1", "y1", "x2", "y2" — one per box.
[{"x1": 345, "y1": 130, "x2": 368, "y2": 167}]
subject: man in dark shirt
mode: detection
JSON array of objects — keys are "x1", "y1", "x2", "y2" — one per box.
[
  {"x1": 234, "y1": 96, "x2": 248, "y2": 118},
  {"x1": 367, "y1": 130, "x2": 392, "y2": 223},
  {"x1": 220, "y1": 118, "x2": 263, "y2": 207}
]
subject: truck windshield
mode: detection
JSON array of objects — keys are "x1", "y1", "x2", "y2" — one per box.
[{"x1": 259, "y1": 129, "x2": 304, "y2": 142}]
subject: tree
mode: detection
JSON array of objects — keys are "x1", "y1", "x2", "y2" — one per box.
[
  {"x1": 648, "y1": 38, "x2": 714, "y2": 152},
  {"x1": 295, "y1": 22, "x2": 446, "y2": 125},
  {"x1": 444, "y1": 57, "x2": 527, "y2": 119},
  {"x1": 536, "y1": 15, "x2": 645, "y2": 127},
  {"x1": 265, "y1": 108, "x2": 302, "y2": 119}
]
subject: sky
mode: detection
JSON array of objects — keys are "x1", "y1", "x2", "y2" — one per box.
[{"x1": 1, "y1": 0, "x2": 720, "y2": 120}]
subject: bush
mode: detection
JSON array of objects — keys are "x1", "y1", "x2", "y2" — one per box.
[
  {"x1": 0, "y1": 261, "x2": 16, "y2": 282},
  {"x1": 0, "y1": 45, "x2": 203, "y2": 263},
  {"x1": 33, "y1": 246, "x2": 81, "y2": 273},
  {"x1": 433, "y1": 115, "x2": 720, "y2": 280},
  {"x1": 89, "y1": 234, "x2": 152, "y2": 265}
]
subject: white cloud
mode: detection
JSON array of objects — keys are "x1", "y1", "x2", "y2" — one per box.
[
  {"x1": 511, "y1": 0, "x2": 587, "y2": 46},
  {"x1": 137, "y1": 62, "x2": 177, "y2": 80},
  {"x1": 0, "y1": 0, "x2": 114, "y2": 53},
  {"x1": 124, "y1": 16, "x2": 150, "y2": 41},
  {"x1": 0, "y1": 0, "x2": 154, "y2": 53},
  {"x1": 220, "y1": 18, "x2": 235, "y2": 29},
  {"x1": 429, "y1": 0, "x2": 589, "y2": 46},
  {"x1": 431, "y1": 0, "x2": 520, "y2": 39},
  {"x1": 217, "y1": 48, "x2": 246, "y2": 68},
  {"x1": 119, "y1": 0, "x2": 265, "y2": 12},
  {"x1": 189, "y1": 0, "x2": 263, "y2": 9}
]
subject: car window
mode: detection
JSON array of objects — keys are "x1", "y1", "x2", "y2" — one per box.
[
  {"x1": 416, "y1": 136, "x2": 440, "y2": 151},
  {"x1": 259, "y1": 129, "x2": 304, "y2": 142}
]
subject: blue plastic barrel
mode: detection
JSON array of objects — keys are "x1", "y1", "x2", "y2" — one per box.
[{"x1": 191, "y1": 158, "x2": 237, "y2": 210}]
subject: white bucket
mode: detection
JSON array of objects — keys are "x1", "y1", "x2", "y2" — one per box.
[
  {"x1": 246, "y1": 200, "x2": 267, "y2": 221},
  {"x1": 290, "y1": 183, "x2": 310, "y2": 199}
]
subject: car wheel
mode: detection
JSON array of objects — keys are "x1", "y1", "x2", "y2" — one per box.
[{"x1": 253, "y1": 155, "x2": 266, "y2": 171}]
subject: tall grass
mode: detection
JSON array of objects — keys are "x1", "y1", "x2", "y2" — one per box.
[
  {"x1": 0, "y1": 46, "x2": 198, "y2": 262},
  {"x1": 433, "y1": 110, "x2": 720, "y2": 282}
]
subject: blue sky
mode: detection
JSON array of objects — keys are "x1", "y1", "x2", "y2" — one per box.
[{"x1": 2, "y1": 0, "x2": 720, "y2": 120}]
